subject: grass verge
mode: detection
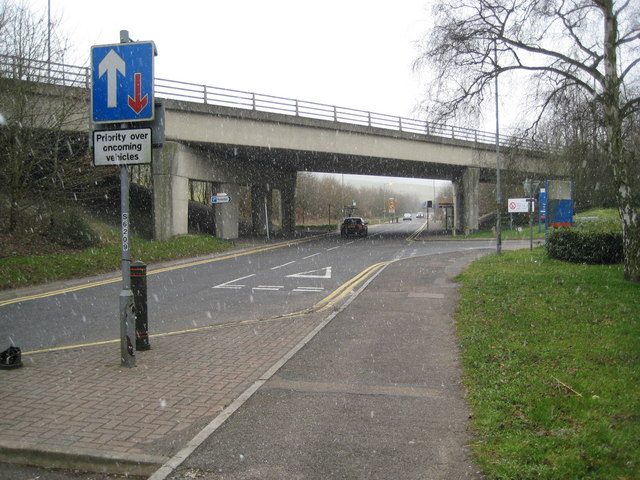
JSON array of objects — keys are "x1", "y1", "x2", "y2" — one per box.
[
  {"x1": 0, "y1": 235, "x2": 233, "y2": 290},
  {"x1": 460, "y1": 228, "x2": 546, "y2": 240},
  {"x1": 455, "y1": 247, "x2": 639, "y2": 479}
]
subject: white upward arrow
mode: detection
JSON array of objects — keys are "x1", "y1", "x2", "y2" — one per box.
[{"x1": 98, "y1": 49, "x2": 126, "y2": 108}]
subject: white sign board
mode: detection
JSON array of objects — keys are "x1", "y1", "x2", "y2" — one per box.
[
  {"x1": 93, "y1": 128, "x2": 152, "y2": 166},
  {"x1": 508, "y1": 198, "x2": 534, "y2": 213},
  {"x1": 211, "y1": 194, "x2": 231, "y2": 204}
]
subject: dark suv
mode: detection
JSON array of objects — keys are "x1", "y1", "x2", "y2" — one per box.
[{"x1": 340, "y1": 217, "x2": 368, "y2": 237}]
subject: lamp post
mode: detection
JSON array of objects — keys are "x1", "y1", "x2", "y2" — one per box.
[{"x1": 494, "y1": 41, "x2": 502, "y2": 254}]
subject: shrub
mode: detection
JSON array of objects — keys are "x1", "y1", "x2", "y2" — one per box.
[
  {"x1": 574, "y1": 217, "x2": 622, "y2": 233},
  {"x1": 546, "y1": 228, "x2": 623, "y2": 264},
  {"x1": 48, "y1": 209, "x2": 100, "y2": 249}
]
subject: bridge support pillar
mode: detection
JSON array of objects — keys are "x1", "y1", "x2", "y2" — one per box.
[
  {"x1": 214, "y1": 183, "x2": 240, "y2": 240},
  {"x1": 280, "y1": 174, "x2": 296, "y2": 236},
  {"x1": 454, "y1": 167, "x2": 480, "y2": 235},
  {"x1": 251, "y1": 184, "x2": 271, "y2": 236},
  {"x1": 152, "y1": 143, "x2": 189, "y2": 241}
]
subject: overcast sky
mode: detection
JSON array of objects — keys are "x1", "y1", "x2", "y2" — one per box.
[
  {"x1": 29, "y1": 0, "x2": 450, "y2": 192},
  {"x1": 33, "y1": 0, "x2": 434, "y2": 118}
]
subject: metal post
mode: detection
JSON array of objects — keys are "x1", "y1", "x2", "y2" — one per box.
[
  {"x1": 120, "y1": 165, "x2": 135, "y2": 367},
  {"x1": 264, "y1": 196, "x2": 270, "y2": 240},
  {"x1": 427, "y1": 205, "x2": 430, "y2": 232},
  {"x1": 529, "y1": 195, "x2": 534, "y2": 251},
  {"x1": 131, "y1": 261, "x2": 150, "y2": 350},
  {"x1": 47, "y1": 0, "x2": 51, "y2": 78},
  {"x1": 117, "y1": 30, "x2": 136, "y2": 367},
  {"x1": 494, "y1": 41, "x2": 502, "y2": 254},
  {"x1": 524, "y1": 179, "x2": 540, "y2": 251}
]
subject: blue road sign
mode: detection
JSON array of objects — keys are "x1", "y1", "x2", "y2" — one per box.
[
  {"x1": 91, "y1": 41, "x2": 154, "y2": 123},
  {"x1": 211, "y1": 194, "x2": 231, "y2": 204}
]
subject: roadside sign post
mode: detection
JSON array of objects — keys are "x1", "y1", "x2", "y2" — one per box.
[
  {"x1": 423, "y1": 200, "x2": 433, "y2": 232},
  {"x1": 387, "y1": 198, "x2": 396, "y2": 223},
  {"x1": 119, "y1": 165, "x2": 135, "y2": 367},
  {"x1": 91, "y1": 30, "x2": 156, "y2": 368},
  {"x1": 264, "y1": 196, "x2": 270, "y2": 241},
  {"x1": 539, "y1": 188, "x2": 547, "y2": 233},
  {"x1": 523, "y1": 179, "x2": 541, "y2": 251}
]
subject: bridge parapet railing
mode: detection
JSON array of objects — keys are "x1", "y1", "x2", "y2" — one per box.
[
  {"x1": 0, "y1": 55, "x2": 90, "y2": 89},
  {"x1": 1, "y1": 54, "x2": 548, "y2": 152},
  {"x1": 151, "y1": 78, "x2": 546, "y2": 151}
]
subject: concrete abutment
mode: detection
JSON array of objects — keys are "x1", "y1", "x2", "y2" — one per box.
[{"x1": 152, "y1": 141, "x2": 298, "y2": 241}]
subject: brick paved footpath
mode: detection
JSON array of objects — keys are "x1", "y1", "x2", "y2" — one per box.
[
  {"x1": 0, "y1": 310, "x2": 328, "y2": 476},
  {"x1": 0, "y1": 241, "x2": 514, "y2": 477}
]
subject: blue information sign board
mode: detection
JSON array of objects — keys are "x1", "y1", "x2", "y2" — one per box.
[
  {"x1": 91, "y1": 42, "x2": 154, "y2": 123},
  {"x1": 543, "y1": 180, "x2": 574, "y2": 232}
]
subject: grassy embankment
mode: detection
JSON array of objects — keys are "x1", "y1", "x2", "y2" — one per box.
[
  {"x1": 0, "y1": 234, "x2": 233, "y2": 291},
  {"x1": 455, "y1": 209, "x2": 638, "y2": 479}
]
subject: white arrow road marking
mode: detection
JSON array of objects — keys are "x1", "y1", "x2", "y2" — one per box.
[
  {"x1": 287, "y1": 266, "x2": 332, "y2": 279},
  {"x1": 98, "y1": 49, "x2": 126, "y2": 108},
  {"x1": 213, "y1": 273, "x2": 255, "y2": 289}
]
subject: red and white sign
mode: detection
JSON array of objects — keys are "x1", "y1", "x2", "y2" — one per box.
[{"x1": 508, "y1": 198, "x2": 534, "y2": 213}]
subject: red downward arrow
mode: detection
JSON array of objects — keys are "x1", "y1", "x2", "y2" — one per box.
[{"x1": 128, "y1": 73, "x2": 149, "y2": 114}]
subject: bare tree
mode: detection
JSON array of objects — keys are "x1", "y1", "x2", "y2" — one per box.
[
  {"x1": 0, "y1": 1, "x2": 107, "y2": 235},
  {"x1": 415, "y1": 0, "x2": 640, "y2": 281}
]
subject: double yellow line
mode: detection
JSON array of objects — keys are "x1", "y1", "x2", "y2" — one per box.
[
  {"x1": 313, "y1": 260, "x2": 391, "y2": 312},
  {"x1": 275, "y1": 260, "x2": 392, "y2": 319},
  {"x1": 22, "y1": 260, "x2": 393, "y2": 355},
  {"x1": 406, "y1": 222, "x2": 429, "y2": 242}
]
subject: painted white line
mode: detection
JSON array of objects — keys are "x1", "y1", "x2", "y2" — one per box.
[
  {"x1": 252, "y1": 285, "x2": 284, "y2": 291},
  {"x1": 271, "y1": 261, "x2": 296, "y2": 270},
  {"x1": 303, "y1": 252, "x2": 321, "y2": 259},
  {"x1": 326, "y1": 246, "x2": 340, "y2": 251},
  {"x1": 212, "y1": 273, "x2": 255, "y2": 289},
  {"x1": 293, "y1": 287, "x2": 325, "y2": 293},
  {"x1": 287, "y1": 266, "x2": 332, "y2": 279}
]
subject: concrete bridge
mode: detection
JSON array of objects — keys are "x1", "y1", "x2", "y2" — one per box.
[{"x1": 1, "y1": 55, "x2": 554, "y2": 240}]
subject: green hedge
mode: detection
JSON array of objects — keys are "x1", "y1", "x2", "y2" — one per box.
[{"x1": 546, "y1": 228, "x2": 623, "y2": 264}]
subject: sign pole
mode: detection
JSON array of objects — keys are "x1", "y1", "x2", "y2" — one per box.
[
  {"x1": 264, "y1": 196, "x2": 270, "y2": 240},
  {"x1": 119, "y1": 27, "x2": 135, "y2": 368},
  {"x1": 120, "y1": 163, "x2": 135, "y2": 367},
  {"x1": 427, "y1": 204, "x2": 430, "y2": 232},
  {"x1": 528, "y1": 194, "x2": 534, "y2": 251},
  {"x1": 91, "y1": 30, "x2": 158, "y2": 368}
]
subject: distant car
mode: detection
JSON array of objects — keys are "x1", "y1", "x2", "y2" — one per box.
[
  {"x1": 416, "y1": 212, "x2": 425, "y2": 219},
  {"x1": 403, "y1": 213, "x2": 412, "y2": 221},
  {"x1": 340, "y1": 217, "x2": 368, "y2": 237}
]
